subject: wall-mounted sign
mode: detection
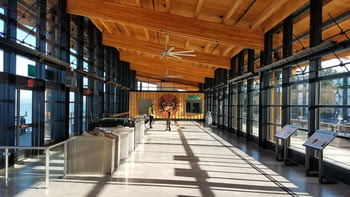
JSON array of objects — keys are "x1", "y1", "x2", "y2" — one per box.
[
  {"x1": 158, "y1": 94, "x2": 179, "y2": 115},
  {"x1": 28, "y1": 79, "x2": 34, "y2": 87},
  {"x1": 189, "y1": 95, "x2": 200, "y2": 99},
  {"x1": 28, "y1": 64, "x2": 36, "y2": 77}
]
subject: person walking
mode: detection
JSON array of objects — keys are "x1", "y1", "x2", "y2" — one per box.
[
  {"x1": 149, "y1": 104, "x2": 155, "y2": 128},
  {"x1": 165, "y1": 109, "x2": 171, "y2": 131}
]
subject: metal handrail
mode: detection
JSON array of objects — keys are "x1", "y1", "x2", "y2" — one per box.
[{"x1": 1, "y1": 137, "x2": 76, "y2": 189}]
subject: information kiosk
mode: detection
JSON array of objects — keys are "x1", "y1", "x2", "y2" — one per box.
[
  {"x1": 303, "y1": 130, "x2": 337, "y2": 183},
  {"x1": 274, "y1": 125, "x2": 299, "y2": 165}
]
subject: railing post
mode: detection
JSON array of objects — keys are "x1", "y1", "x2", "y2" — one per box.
[
  {"x1": 5, "y1": 148, "x2": 9, "y2": 188},
  {"x1": 64, "y1": 142, "x2": 68, "y2": 176},
  {"x1": 45, "y1": 149, "x2": 50, "y2": 189}
]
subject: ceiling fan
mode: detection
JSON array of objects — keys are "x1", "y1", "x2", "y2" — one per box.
[
  {"x1": 147, "y1": 33, "x2": 196, "y2": 60},
  {"x1": 163, "y1": 69, "x2": 183, "y2": 78}
]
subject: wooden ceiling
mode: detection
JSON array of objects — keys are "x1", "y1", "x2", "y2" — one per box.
[{"x1": 67, "y1": 0, "x2": 350, "y2": 88}]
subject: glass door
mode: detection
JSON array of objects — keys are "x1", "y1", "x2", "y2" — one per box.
[{"x1": 15, "y1": 89, "x2": 33, "y2": 159}]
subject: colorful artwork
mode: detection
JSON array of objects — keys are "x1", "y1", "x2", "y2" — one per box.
[{"x1": 158, "y1": 94, "x2": 179, "y2": 115}]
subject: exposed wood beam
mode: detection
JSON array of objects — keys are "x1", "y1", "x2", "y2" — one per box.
[
  {"x1": 136, "y1": 71, "x2": 199, "y2": 87},
  {"x1": 103, "y1": 33, "x2": 230, "y2": 69},
  {"x1": 67, "y1": 0, "x2": 264, "y2": 49},
  {"x1": 119, "y1": 51, "x2": 214, "y2": 78},
  {"x1": 144, "y1": 28, "x2": 150, "y2": 41},
  {"x1": 90, "y1": 18, "x2": 104, "y2": 32},
  {"x1": 135, "y1": 0, "x2": 142, "y2": 7},
  {"x1": 230, "y1": 46, "x2": 244, "y2": 57},
  {"x1": 195, "y1": 0, "x2": 205, "y2": 19},
  {"x1": 130, "y1": 64, "x2": 205, "y2": 83},
  {"x1": 222, "y1": 45, "x2": 234, "y2": 56},
  {"x1": 250, "y1": 0, "x2": 289, "y2": 30},
  {"x1": 149, "y1": 0, "x2": 154, "y2": 10},
  {"x1": 136, "y1": 76, "x2": 198, "y2": 90},
  {"x1": 123, "y1": 24, "x2": 135, "y2": 38},
  {"x1": 117, "y1": 23, "x2": 131, "y2": 37},
  {"x1": 131, "y1": 63, "x2": 208, "y2": 79},
  {"x1": 185, "y1": 39, "x2": 191, "y2": 49},
  {"x1": 203, "y1": 42, "x2": 214, "y2": 53},
  {"x1": 261, "y1": 0, "x2": 309, "y2": 32},
  {"x1": 100, "y1": 20, "x2": 114, "y2": 34},
  {"x1": 166, "y1": 0, "x2": 171, "y2": 12},
  {"x1": 222, "y1": 0, "x2": 244, "y2": 24}
]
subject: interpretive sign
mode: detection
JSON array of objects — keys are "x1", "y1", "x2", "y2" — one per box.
[
  {"x1": 303, "y1": 130, "x2": 337, "y2": 151},
  {"x1": 274, "y1": 125, "x2": 299, "y2": 140}
]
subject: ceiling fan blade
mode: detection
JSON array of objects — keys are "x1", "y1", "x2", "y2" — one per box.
[
  {"x1": 170, "y1": 53, "x2": 196, "y2": 57},
  {"x1": 169, "y1": 54, "x2": 182, "y2": 59},
  {"x1": 167, "y1": 46, "x2": 175, "y2": 53},
  {"x1": 169, "y1": 50, "x2": 196, "y2": 54},
  {"x1": 160, "y1": 54, "x2": 166, "y2": 59}
]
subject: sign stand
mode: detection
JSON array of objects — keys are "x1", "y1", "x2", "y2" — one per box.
[
  {"x1": 274, "y1": 125, "x2": 299, "y2": 166},
  {"x1": 303, "y1": 130, "x2": 337, "y2": 184}
]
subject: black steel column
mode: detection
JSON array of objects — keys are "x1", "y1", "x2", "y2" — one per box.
[
  {"x1": 246, "y1": 49, "x2": 255, "y2": 141},
  {"x1": 32, "y1": 0, "x2": 46, "y2": 146},
  {"x1": 282, "y1": 16, "x2": 293, "y2": 127},
  {"x1": 87, "y1": 20, "x2": 95, "y2": 124},
  {"x1": 260, "y1": 30, "x2": 273, "y2": 148},
  {"x1": 96, "y1": 29, "x2": 103, "y2": 119},
  {"x1": 236, "y1": 51, "x2": 244, "y2": 137},
  {"x1": 58, "y1": 0, "x2": 70, "y2": 140},
  {"x1": 1, "y1": 0, "x2": 17, "y2": 153},
  {"x1": 105, "y1": 47, "x2": 111, "y2": 116},
  {"x1": 74, "y1": 16, "x2": 84, "y2": 135},
  {"x1": 306, "y1": 0, "x2": 322, "y2": 175}
]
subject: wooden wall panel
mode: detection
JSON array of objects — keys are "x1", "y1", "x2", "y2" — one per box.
[{"x1": 129, "y1": 91, "x2": 204, "y2": 119}]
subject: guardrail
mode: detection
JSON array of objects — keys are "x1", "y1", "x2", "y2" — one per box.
[{"x1": 0, "y1": 137, "x2": 75, "y2": 189}]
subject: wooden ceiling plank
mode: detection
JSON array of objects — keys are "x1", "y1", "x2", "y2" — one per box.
[
  {"x1": 103, "y1": 33, "x2": 230, "y2": 69},
  {"x1": 117, "y1": 23, "x2": 131, "y2": 37},
  {"x1": 119, "y1": 51, "x2": 214, "y2": 78},
  {"x1": 135, "y1": 0, "x2": 142, "y2": 7},
  {"x1": 262, "y1": 0, "x2": 309, "y2": 32},
  {"x1": 222, "y1": 45, "x2": 234, "y2": 56},
  {"x1": 67, "y1": 0, "x2": 264, "y2": 49},
  {"x1": 222, "y1": 0, "x2": 244, "y2": 24},
  {"x1": 130, "y1": 64, "x2": 205, "y2": 83},
  {"x1": 144, "y1": 28, "x2": 150, "y2": 41},
  {"x1": 203, "y1": 42, "x2": 213, "y2": 53},
  {"x1": 250, "y1": 0, "x2": 289, "y2": 30},
  {"x1": 166, "y1": 0, "x2": 171, "y2": 13},
  {"x1": 194, "y1": 0, "x2": 205, "y2": 19},
  {"x1": 100, "y1": 20, "x2": 113, "y2": 34},
  {"x1": 185, "y1": 39, "x2": 191, "y2": 49},
  {"x1": 136, "y1": 71, "x2": 199, "y2": 87}
]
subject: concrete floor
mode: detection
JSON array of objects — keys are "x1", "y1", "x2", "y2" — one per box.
[{"x1": 1, "y1": 120, "x2": 349, "y2": 196}]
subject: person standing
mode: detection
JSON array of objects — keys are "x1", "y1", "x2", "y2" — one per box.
[
  {"x1": 165, "y1": 109, "x2": 171, "y2": 131},
  {"x1": 149, "y1": 104, "x2": 155, "y2": 128}
]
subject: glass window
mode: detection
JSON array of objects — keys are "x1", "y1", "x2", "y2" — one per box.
[
  {"x1": 0, "y1": 50, "x2": 3, "y2": 72},
  {"x1": 69, "y1": 92, "x2": 75, "y2": 134},
  {"x1": 16, "y1": 55, "x2": 36, "y2": 77},
  {"x1": 16, "y1": 0, "x2": 37, "y2": 50},
  {"x1": 0, "y1": 7, "x2": 4, "y2": 36},
  {"x1": 186, "y1": 100, "x2": 202, "y2": 114}
]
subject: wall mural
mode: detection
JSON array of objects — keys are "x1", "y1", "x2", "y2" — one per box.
[{"x1": 158, "y1": 94, "x2": 179, "y2": 115}]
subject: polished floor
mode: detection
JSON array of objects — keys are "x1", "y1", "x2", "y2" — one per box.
[{"x1": 1, "y1": 121, "x2": 350, "y2": 196}]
